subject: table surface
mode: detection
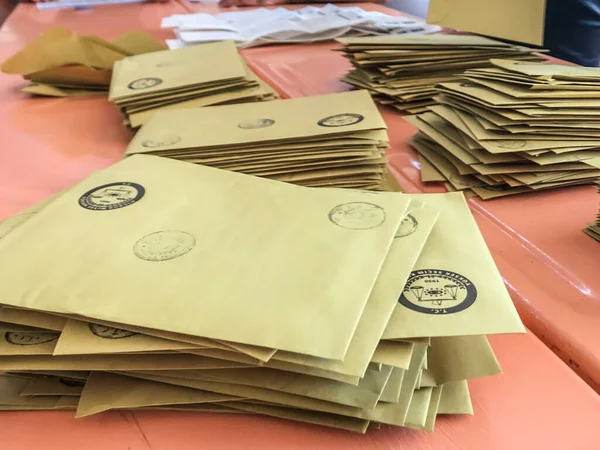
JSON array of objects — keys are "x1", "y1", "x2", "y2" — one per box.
[{"x1": 1, "y1": 3, "x2": 600, "y2": 449}]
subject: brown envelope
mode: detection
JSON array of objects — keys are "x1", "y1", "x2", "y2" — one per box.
[
  {"x1": 405, "y1": 385, "x2": 443, "y2": 432},
  {"x1": 77, "y1": 371, "x2": 241, "y2": 417},
  {"x1": 0, "y1": 307, "x2": 66, "y2": 332},
  {"x1": 228, "y1": 401, "x2": 370, "y2": 433},
  {"x1": 0, "y1": 354, "x2": 248, "y2": 371},
  {"x1": 379, "y1": 367, "x2": 404, "y2": 403},
  {"x1": 20, "y1": 375, "x2": 84, "y2": 396},
  {"x1": 53, "y1": 319, "x2": 203, "y2": 355},
  {"x1": 438, "y1": 380, "x2": 473, "y2": 414},
  {"x1": 426, "y1": 336, "x2": 502, "y2": 385},
  {"x1": 0, "y1": 330, "x2": 59, "y2": 355}
]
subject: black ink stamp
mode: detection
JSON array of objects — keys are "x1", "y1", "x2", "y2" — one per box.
[
  {"x1": 237, "y1": 119, "x2": 275, "y2": 129},
  {"x1": 128, "y1": 77, "x2": 163, "y2": 90},
  {"x1": 141, "y1": 136, "x2": 182, "y2": 149},
  {"x1": 318, "y1": 113, "x2": 364, "y2": 127},
  {"x1": 5, "y1": 331, "x2": 58, "y2": 346},
  {"x1": 328, "y1": 202, "x2": 386, "y2": 230},
  {"x1": 134, "y1": 230, "x2": 196, "y2": 262},
  {"x1": 395, "y1": 214, "x2": 418, "y2": 238},
  {"x1": 399, "y1": 269, "x2": 477, "y2": 315},
  {"x1": 78, "y1": 182, "x2": 145, "y2": 211},
  {"x1": 88, "y1": 323, "x2": 139, "y2": 339}
]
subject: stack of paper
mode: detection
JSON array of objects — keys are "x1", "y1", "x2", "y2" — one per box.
[
  {"x1": 1, "y1": 27, "x2": 166, "y2": 97},
  {"x1": 0, "y1": 155, "x2": 525, "y2": 432},
  {"x1": 108, "y1": 41, "x2": 277, "y2": 129},
  {"x1": 409, "y1": 59, "x2": 600, "y2": 199},
  {"x1": 126, "y1": 90, "x2": 389, "y2": 190},
  {"x1": 162, "y1": 5, "x2": 441, "y2": 50},
  {"x1": 338, "y1": 35, "x2": 545, "y2": 114},
  {"x1": 584, "y1": 185, "x2": 600, "y2": 241}
]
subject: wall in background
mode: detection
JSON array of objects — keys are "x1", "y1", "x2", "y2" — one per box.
[{"x1": 385, "y1": 0, "x2": 429, "y2": 18}]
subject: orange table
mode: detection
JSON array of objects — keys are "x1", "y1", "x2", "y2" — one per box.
[{"x1": 1, "y1": 4, "x2": 600, "y2": 449}]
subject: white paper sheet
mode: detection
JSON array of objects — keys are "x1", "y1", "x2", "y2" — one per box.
[{"x1": 161, "y1": 4, "x2": 442, "y2": 49}]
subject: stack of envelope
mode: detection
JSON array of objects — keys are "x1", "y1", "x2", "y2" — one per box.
[
  {"x1": 108, "y1": 41, "x2": 277, "y2": 129},
  {"x1": 338, "y1": 34, "x2": 544, "y2": 114},
  {"x1": 126, "y1": 90, "x2": 389, "y2": 190},
  {"x1": 1, "y1": 27, "x2": 166, "y2": 97},
  {"x1": 409, "y1": 59, "x2": 600, "y2": 199},
  {"x1": 583, "y1": 185, "x2": 600, "y2": 241},
  {"x1": 0, "y1": 155, "x2": 525, "y2": 432}
]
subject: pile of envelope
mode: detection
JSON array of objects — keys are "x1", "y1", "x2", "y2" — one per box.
[
  {"x1": 126, "y1": 90, "x2": 390, "y2": 190},
  {"x1": 338, "y1": 34, "x2": 544, "y2": 114},
  {"x1": 409, "y1": 59, "x2": 600, "y2": 199},
  {"x1": 1, "y1": 27, "x2": 166, "y2": 97},
  {"x1": 0, "y1": 155, "x2": 525, "y2": 431},
  {"x1": 583, "y1": 185, "x2": 600, "y2": 241},
  {"x1": 108, "y1": 41, "x2": 277, "y2": 130}
]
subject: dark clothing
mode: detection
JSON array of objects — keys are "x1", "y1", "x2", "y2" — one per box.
[{"x1": 545, "y1": 0, "x2": 600, "y2": 66}]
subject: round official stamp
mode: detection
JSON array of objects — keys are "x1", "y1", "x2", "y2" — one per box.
[
  {"x1": 328, "y1": 202, "x2": 386, "y2": 230},
  {"x1": 494, "y1": 139, "x2": 526, "y2": 149},
  {"x1": 448, "y1": 174, "x2": 485, "y2": 188},
  {"x1": 88, "y1": 323, "x2": 139, "y2": 339},
  {"x1": 398, "y1": 269, "x2": 477, "y2": 315},
  {"x1": 395, "y1": 214, "x2": 418, "y2": 238},
  {"x1": 141, "y1": 136, "x2": 181, "y2": 149},
  {"x1": 5, "y1": 331, "x2": 58, "y2": 346},
  {"x1": 128, "y1": 77, "x2": 163, "y2": 90},
  {"x1": 134, "y1": 230, "x2": 196, "y2": 262},
  {"x1": 318, "y1": 113, "x2": 364, "y2": 127},
  {"x1": 58, "y1": 378, "x2": 86, "y2": 388},
  {"x1": 78, "y1": 182, "x2": 145, "y2": 211},
  {"x1": 237, "y1": 118, "x2": 275, "y2": 129}
]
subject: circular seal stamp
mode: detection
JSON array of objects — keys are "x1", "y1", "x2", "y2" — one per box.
[
  {"x1": 318, "y1": 113, "x2": 364, "y2": 128},
  {"x1": 141, "y1": 136, "x2": 181, "y2": 149},
  {"x1": 328, "y1": 202, "x2": 386, "y2": 230},
  {"x1": 448, "y1": 174, "x2": 485, "y2": 188},
  {"x1": 237, "y1": 118, "x2": 275, "y2": 129},
  {"x1": 5, "y1": 331, "x2": 58, "y2": 346},
  {"x1": 398, "y1": 269, "x2": 477, "y2": 315},
  {"x1": 395, "y1": 214, "x2": 418, "y2": 238},
  {"x1": 134, "y1": 230, "x2": 196, "y2": 262},
  {"x1": 88, "y1": 323, "x2": 138, "y2": 339},
  {"x1": 494, "y1": 139, "x2": 526, "y2": 149},
  {"x1": 78, "y1": 182, "x2": 145, "y2": 211},
  {"x1": 128, "y1": 77, "x2": 163, "y2": 90}
]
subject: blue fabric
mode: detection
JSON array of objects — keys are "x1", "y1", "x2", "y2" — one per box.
[{"x1": 545, "y1": 0, "x2": 600, "y2": 66}]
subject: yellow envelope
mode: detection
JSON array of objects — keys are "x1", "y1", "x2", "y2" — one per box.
[
  {"x1": 126, "y1": 90, "x2": 386, "y2": 155},
  {"x1": 109, "y1": 41, "x2": 247, "y2": 101},
  {"x1": 0, "y1": 155, "x2": 410, "y2": 359},
  {"x1": 383, "y1": 192, "x2": 525, "y2": 339}
]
